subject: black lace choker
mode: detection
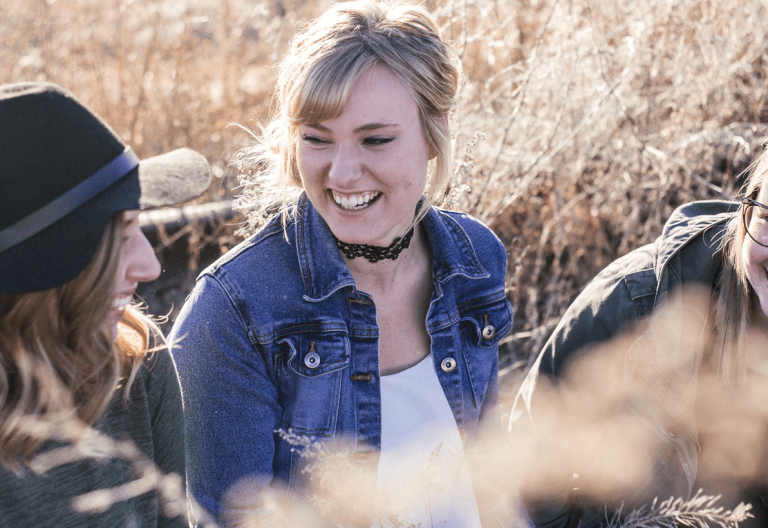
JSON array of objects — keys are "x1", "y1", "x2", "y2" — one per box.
[{"x1": 334, "y1": 228, "x2": 414, "y2": 263}]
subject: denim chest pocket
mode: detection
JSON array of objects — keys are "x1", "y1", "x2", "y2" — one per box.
[
  {"x1": 274, "y1": 330, "x2": 350, "y2": 436},
  {"x1": 458, "y1": 295, "x2": 513, "y2": 407}
]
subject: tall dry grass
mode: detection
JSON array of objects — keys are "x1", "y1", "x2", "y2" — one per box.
[{"x1": 4, "y1": 0, "x2": 767, "y2": 385}]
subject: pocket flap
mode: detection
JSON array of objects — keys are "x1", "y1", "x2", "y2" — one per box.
[
  {"x1": 459, "y1": 295, "x2": 513, "y2": 347},
  {"x1": 279, "y1": 331, "x2": 350, "y2": 377}
]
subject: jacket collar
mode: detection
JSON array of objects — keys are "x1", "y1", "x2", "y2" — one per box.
[
  {"x1": 653, "y1": 200, "x2": 738, "y2": 279},
  {"x1": 295, "y1": 194, "x2": 488, "y2": 302}
]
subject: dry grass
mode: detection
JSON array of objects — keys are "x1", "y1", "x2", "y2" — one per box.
[{"x1": 4, "y1": 0, "x2": 767, "y2": 383}]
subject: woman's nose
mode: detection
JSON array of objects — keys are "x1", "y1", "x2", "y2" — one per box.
[
  {"x1": 328, "y1": 145, "x2": 362, "y2": 185},
  {"x1": 127, "y1": 231, "x2": 161, "y2": 283}
]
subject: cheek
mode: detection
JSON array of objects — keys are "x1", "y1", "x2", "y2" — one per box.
[
  {"x1": 745, "y1": 239, "x2": 762, "y2": 267},
  {"x1": 744, "y1": 240, "x2": 768, "y2": 287},
  {"x1": 298, "y1": 152, "x2": 322, "y2": 188},
  {"x1": 114, "y1": 259, "x2": 129, "y2": 286}
]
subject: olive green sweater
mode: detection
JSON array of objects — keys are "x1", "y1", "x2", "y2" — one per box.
[{"x1": 0, "y1": 348, "x2": 187, "y2": 528}]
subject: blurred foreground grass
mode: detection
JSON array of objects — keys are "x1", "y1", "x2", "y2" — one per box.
[{"x1": 3, "y1": 0, "x2": 768, "y2": 395}]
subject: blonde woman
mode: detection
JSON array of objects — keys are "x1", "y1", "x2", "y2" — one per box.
[
  {"x1": 0, "y1": 82, "x2": 210, "y2": 527},
  {"x1": 514, "y1": 147, "x2": 768, "y2": 527},
  {"x1": 171, "y1": 1, "x2": 516, "y2": 526}
]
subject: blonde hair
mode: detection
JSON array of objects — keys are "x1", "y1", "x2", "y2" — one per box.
[
  {"x1": 235, "y1": 0, "x2": 462, "y2": 234},
  {"x1": 712, "y1": 146, "x2": 768, "y2": 382},
  {"x1": 0, "y1": 214, "x2": 158, "y2": 471}
]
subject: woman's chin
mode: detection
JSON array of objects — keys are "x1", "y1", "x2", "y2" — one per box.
[
  {"x1": 328, "y1": 219, "x2": 410, "y2": 248},
  {"x1": 332, "y1": 230, "x2": 397, "y2": 247},
  {"x1": 109, "y1": 309, "x2": 124, "y2": 340}
]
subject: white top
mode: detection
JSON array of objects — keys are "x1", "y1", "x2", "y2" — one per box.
[{"x1": 373, "y1": 353, "x2": 482, "y2": 528}]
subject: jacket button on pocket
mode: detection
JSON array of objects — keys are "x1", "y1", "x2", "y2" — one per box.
[
  {"x1": 304, "y1": 351, "x2": 321, "y2": 369},
  {"x1": 482, "y1": 325, "x2": 496, "y2": 340},
  {"x1": 441, "y1": 357, "x2": 457, "y2": 373}
]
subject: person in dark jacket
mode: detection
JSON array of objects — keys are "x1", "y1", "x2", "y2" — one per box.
[
  {"x1": 0, "y1": 82, "x2": 210, "y2": 527},
  {"x1": 512, "y1": 146, "x2": 768, "y2": 527}
]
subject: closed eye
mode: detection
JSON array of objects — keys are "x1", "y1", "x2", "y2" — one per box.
[
  {"x1": 302, "y1": 134, "x2": 330, "y2": 145},
  {"x1": 363, "y1": 136, "x2": 395, "y2": 146}
]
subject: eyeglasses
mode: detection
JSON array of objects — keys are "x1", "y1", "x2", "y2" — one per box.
[{"x1": 742, "y1": 197, "x2": 768, "y2": 248}]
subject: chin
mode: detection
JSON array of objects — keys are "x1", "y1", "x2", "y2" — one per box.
[
  {"x1": 334, "y1": 231, "x2": 391, "y2": 247},
  {"x1": 330, "y1": 221, "x2": 407, "y2": 248}
]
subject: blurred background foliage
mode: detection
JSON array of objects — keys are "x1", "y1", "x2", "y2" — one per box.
[{"x1": 4, "y1": 0, "x2": 768, "y2": 397}]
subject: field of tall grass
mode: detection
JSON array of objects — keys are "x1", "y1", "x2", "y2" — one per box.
[
  {"x1": 5, "y1": 0, "x2": 768, "y2": 386},
  {"x1": 3, "y1": 0, "x2": 768, "y2": 524}
]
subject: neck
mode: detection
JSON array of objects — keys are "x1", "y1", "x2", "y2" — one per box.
[{"x1": 344, "y1": 224, "x2": 429, "y2": 293}]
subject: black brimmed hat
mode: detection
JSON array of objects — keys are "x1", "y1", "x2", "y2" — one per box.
[{"x1": 0, "y1": 82, "x2": 212, "y2": 294}]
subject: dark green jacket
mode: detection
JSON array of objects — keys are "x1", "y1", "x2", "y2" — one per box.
[
  {"x1": 513, "y1": 200, "x2": 739, "y2": 527},
  {"x1": 0, "y1": 348, "x2": 187, "y2": 528}
]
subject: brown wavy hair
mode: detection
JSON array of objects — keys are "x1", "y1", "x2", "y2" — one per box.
[
  {"x1": 0, "y1": 213, "x2": 157, "y2": 471},
  {"x1": 713, "y1": 146, "x2": 768, "y2": 382}
]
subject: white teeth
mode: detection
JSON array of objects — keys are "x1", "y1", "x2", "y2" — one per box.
[
  {"x1": 331, "y1": 191, "x2": 381, "y2": 211},
  {"x1": 111, "y1": 296, "x2": 132, "y2": 309}
]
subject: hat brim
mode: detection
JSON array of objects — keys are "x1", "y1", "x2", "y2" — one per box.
[{"x1": 139, "y1": 147, "x2": 212, "y2": 209}]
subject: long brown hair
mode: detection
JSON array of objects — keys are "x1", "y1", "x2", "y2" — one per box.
[
  {"x1": 713, "y1": 147, "x2": 768, "y2": 382},
  {"x1": 0, "y1": 213, "x2": 157, "y2": 471}
]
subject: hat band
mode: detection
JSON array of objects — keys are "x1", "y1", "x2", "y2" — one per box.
[{"x1": 0, "y1": 147, "x2": 140, "y2": 253}]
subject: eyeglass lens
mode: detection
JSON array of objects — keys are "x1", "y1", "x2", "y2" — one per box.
[{"x1": 745, "y1": 205, "x2": 768, "y2": 246}]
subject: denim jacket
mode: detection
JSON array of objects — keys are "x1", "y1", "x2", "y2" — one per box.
[
  {"x1": 171, "y1": 194, "x2": 513, "y2": 521},
  {"x1": 513, "y1": 200, "x2": 738, "y2": 527}
]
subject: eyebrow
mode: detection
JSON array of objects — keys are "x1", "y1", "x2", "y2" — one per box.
[{"x1": 305, "y1": 122, "x2": 400, "y2": 134}]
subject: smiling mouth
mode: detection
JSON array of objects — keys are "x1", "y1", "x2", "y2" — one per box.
[
  {"x1": 111, "y1": 295, "x2": 132, "y2": 310},
  {"x1": 331, "y1": 190, "x2": 382, "y2": 211}
]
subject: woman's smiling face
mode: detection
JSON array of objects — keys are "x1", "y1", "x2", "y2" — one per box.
[
  {"x1": 297, "y1": 65, "x2": 433, "y2": 247},
  {"x1": 109, "y1": 210, "x2": 161, "y2": 339}
]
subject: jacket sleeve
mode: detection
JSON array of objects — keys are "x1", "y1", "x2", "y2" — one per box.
[
  {"x1": 510, "y1": 245, "x2": 657, "y2": 528},
  {"x1": 170, "y1": 274, "x2": 281, "y2": 524}
]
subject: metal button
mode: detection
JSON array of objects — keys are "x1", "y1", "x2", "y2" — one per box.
[
  {"x1": 482, "y1": 325, "x2": 496, "y2": 340},
  {"x1": 304, "y1": 351, "x2": 321, "y2": 369},
  {"x1": 441, "y1": 357, "x2": 457, "y2": 372}
]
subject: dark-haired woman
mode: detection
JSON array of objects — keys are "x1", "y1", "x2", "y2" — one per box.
[{"x1": 514, "y1": 147, "x2": 768, "y2": 527}]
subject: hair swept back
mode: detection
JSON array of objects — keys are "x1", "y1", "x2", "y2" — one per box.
[
  {"x1": 234, "y1": 0, "x2": 463, "y2": 235},
  {"x1": 712, "y1": 145, "x2": 768, "y2": 383},
  {"x1": 0, "y1": 214, "x2": 160, "y2": 472}
]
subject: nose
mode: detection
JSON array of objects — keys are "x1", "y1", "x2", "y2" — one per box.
[
  {"x1": 328, "y1": 144, "x2": 363, "y2": 187},
  {"x1": 126, "y1": 230, "x2": 161, "y2": 283}
]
